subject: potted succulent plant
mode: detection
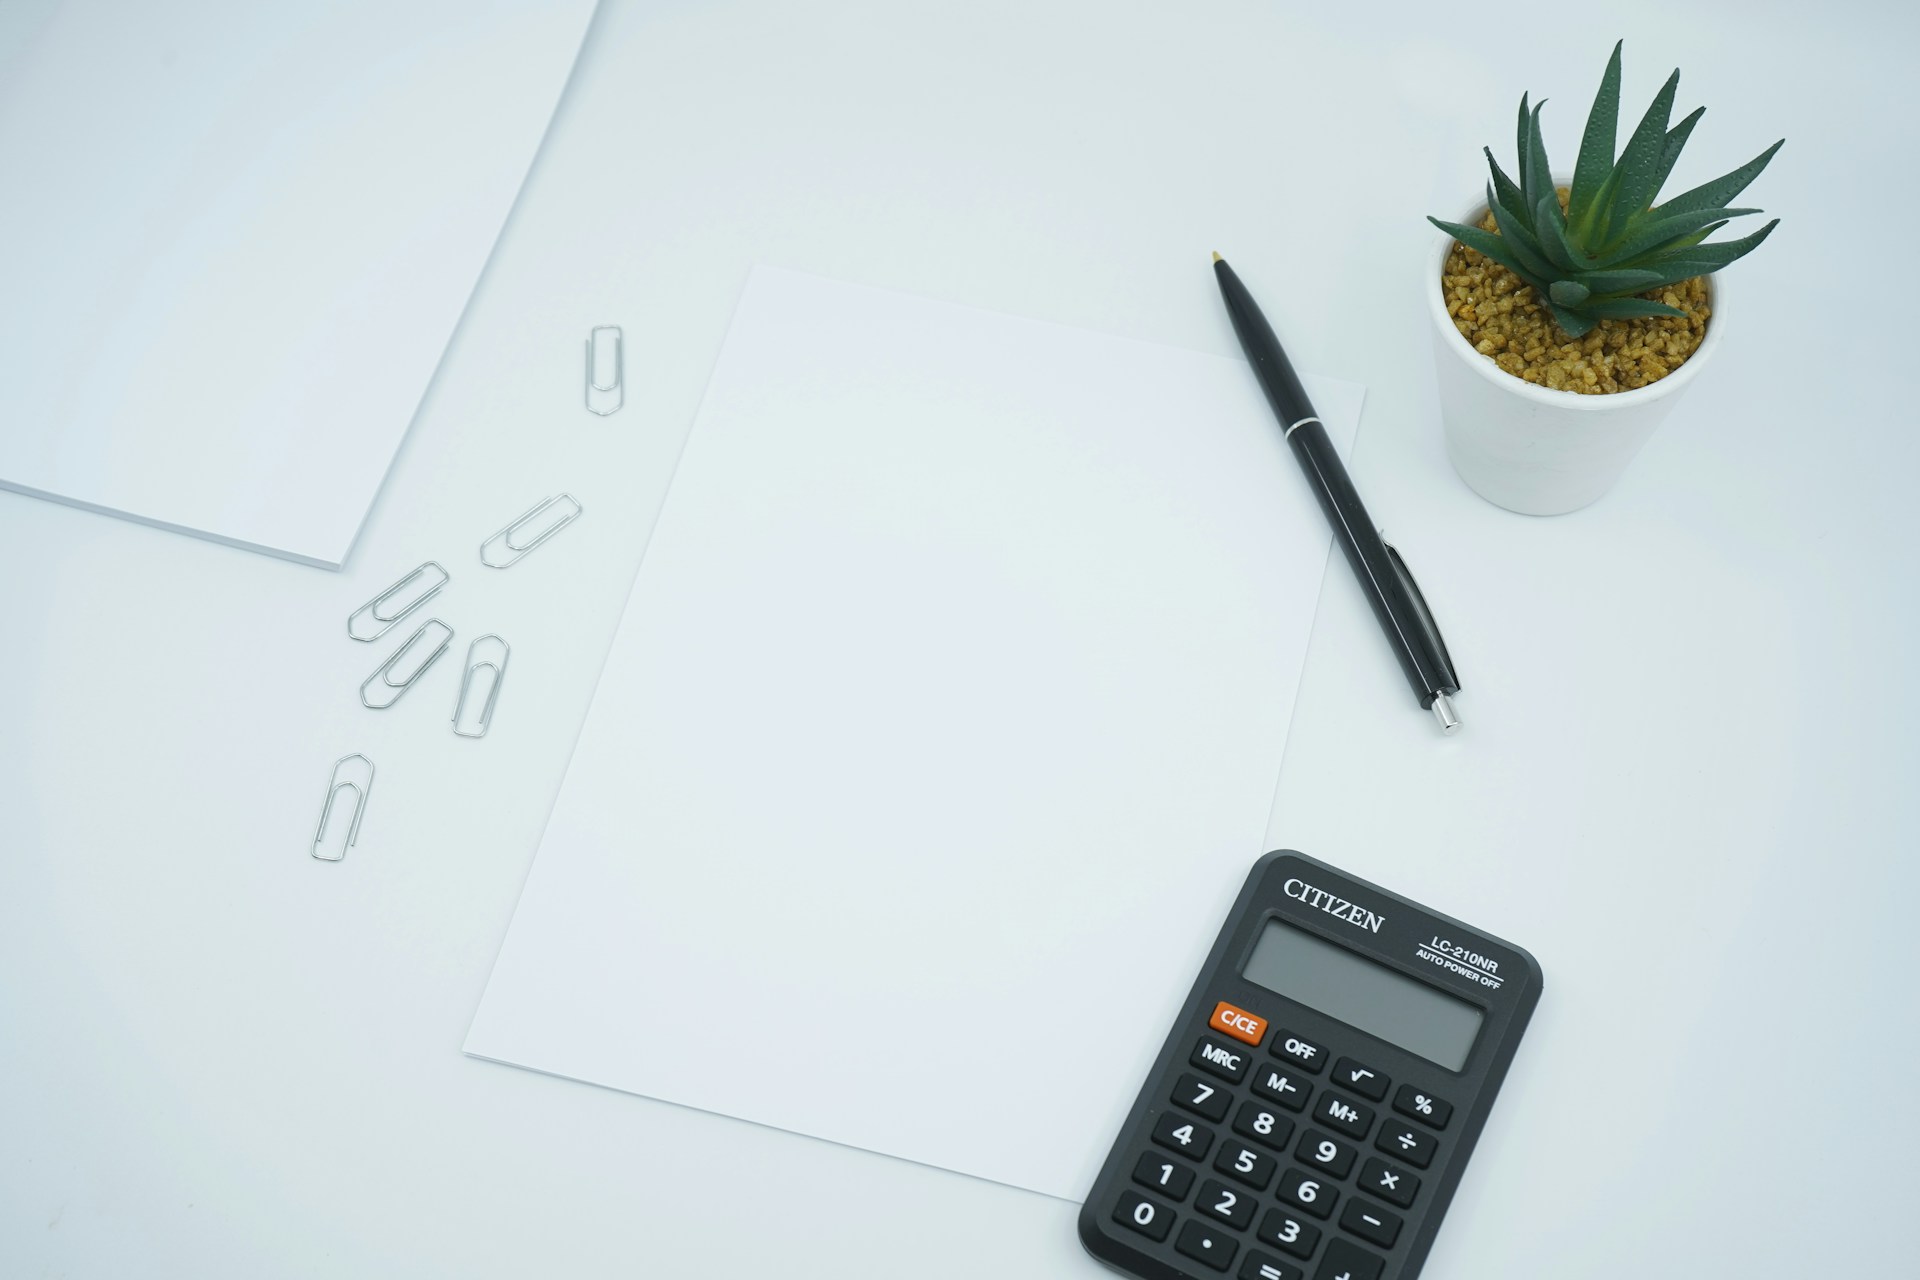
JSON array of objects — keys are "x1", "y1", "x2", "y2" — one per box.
[{"x1": 1427, "y1": 42, "x2": 1782, "y2": 514}]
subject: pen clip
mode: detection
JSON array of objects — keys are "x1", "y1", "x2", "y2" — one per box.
[{"x1": 1380, "y1": 536, "x2": 1459, "y2": 694}]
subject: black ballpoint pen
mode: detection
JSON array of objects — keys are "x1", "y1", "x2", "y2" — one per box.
[{"x1": 1212, "y1": 252, "x2": 1463, "y2": 732}]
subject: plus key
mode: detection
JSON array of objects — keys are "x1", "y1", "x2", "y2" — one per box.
[{"x1": 1312, "y1": 1238, "x2": 1384, "y2": 1280}]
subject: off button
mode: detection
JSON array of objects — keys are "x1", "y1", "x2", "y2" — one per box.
[
  {"x1": 1272, "y1": 1029, "x2": 1327, "y2": 1074},
  {"x1": 1209, "y1": 1001, "x2": 1268, "y2": 1047}
]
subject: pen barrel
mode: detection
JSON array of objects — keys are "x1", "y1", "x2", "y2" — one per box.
[
  {"x1": 1215, "y1": 261, "x2": 1316, "y2": 428},
  {"x1": 1215, "y1": 256, "x2": 1458, "y2": 710},
  {"x1": 1288, "y1": 422, "x2": 1458, "y2": 705}
]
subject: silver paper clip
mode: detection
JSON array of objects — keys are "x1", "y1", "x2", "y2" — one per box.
[
  {"x1": 452, "y1": 634, "x2": 510, "y2": 738},
  {"x1": 312, "y1": 753, "x2": 375, "y2": 861},
  {"x1": 480, "y1": 494, "x2": 583, "y2": 569},
  {"x1": 586, "y1": 325, "x2": 623, "y2": 415},
  {"x1": 360, "y1": 618, "x2": 453, "y2": 709},
  {"x1": 347, "y1": 561, "x2": 448, "y2": 642}
]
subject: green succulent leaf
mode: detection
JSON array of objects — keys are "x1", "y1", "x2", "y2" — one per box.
[
  {"x1": 1533, "y1": 193, "x2": 1587, "y2": 272},
  {"x1": 1654, "y1": 139, "x2": 1785, "y2": 219},
  {"x1": 1515, "y1": 93, "x2": 1535, "y2": 203},
  {"x1": 1592, "y1": 206, "x2": 1761, "y2": 268},
  {"x1": 1600, "y1": 68, "x2": 1681, "y2": 246},
  {"x1": 1579, "y1": 167, "x2": 1623, "y2": 249},
  {"x1": 1625, "y1": 265, "x2": 1714, "y2": 292},
  {"x1": 1626, "y1": 252, "x2": 1750, "y2": 291},
  {"x1": 1647, "y1": 217, "x2": 1780, "y2": 271},
  {"x1": 1549, "y1": 279, "x2": 1591, "y2": 307},
  {"x1": 1484, "y1": 188, "x2": 1561, "y2": 280},
  {"x1": 1579, "y1": 297, "x2": 1688, "y2": 320},
  {"x1": 1650, "y1": 105, "x2": 1706, "y2": 198},
  {"x1": 1573, "y1": 267, "x2": 1665, "y2": 295},
  {"x1": 1660, "y1": 222, "x2": 1730, "y2": 254},
  {"x1": 1483, "y1": 147, "x2": 1528, "y2": 223},
  {"x1": 1428, "y1": 218, "x2": 1551, "y2": 294},
  {"x1": 1567, "y1": 40, "x2": 1622, "y2": 238},
  {"x1": 1523, "y1": 99, "x2": 1554, "y2": 211},
  {"x1": 1548, "y1": 302, "x2": 1597, "y2": 338}
]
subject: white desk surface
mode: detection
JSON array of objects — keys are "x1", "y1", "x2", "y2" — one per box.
[{"x1": 4, "y1": 1, "x2": 1915, "y2": 1276}]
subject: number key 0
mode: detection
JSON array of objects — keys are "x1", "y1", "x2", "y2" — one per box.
[{"x1": 1111, "y1": 1190, "x2": 1173, "y2": 1243}]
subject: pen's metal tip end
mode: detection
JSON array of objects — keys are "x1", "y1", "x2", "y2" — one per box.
[
  {"x1": 1211, "y1": 251, "x2": 1223, "y2": 263},
  {"x1": 1431, "y1": 692, "x2": 1462, "y2": 734}
]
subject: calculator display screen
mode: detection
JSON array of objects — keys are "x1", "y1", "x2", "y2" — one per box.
[{"x1": 1242, "y1": 919, "x2": 1483, "y2": 1071}]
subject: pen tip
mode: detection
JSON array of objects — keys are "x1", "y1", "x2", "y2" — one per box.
[{"x1": 1211, "y1": 251, "x2": 1223, "y2": 263}]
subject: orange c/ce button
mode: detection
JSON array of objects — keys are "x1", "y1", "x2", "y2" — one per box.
[{"x1": 1209, "y1": 1001, "x2": 1267, "y2": 1046}]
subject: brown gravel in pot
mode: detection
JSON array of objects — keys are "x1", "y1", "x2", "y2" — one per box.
[{"x1": 1441, "y1": 201, "x2": 1710, "y2": 395}]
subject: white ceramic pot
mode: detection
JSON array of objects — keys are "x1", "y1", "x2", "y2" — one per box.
[{"x1": 1427, "y1": 194, "x2": 1725, "y2": 515}]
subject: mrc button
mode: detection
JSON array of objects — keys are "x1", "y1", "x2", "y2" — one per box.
[
  {"x1": 1209, "y1": 1001, "x2": 1268, "y2": 1046},
  {"x1": 1191, "y1": 1036, "x2": 1251, "y2": 1083}
]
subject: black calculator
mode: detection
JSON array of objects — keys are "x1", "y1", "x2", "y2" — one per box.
[{"x1": 1079, "y1": 851, "x2": 1541, "y2": 1280}]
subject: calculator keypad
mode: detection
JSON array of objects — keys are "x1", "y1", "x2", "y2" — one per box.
[
  {"x1": 1374, "y1": 1120, "x2": 1437, "y2": 1169},
  {"x1": 1357, "y1": 1157, "x2": 1417, "y2": 1208},
  {"x1": 1315, "y1": 1239, "x2": 1385, "y2": 1280},
  {"x1": 1151, "y1": 1112, "x2": 1215, "y2": 1160},
  {"x1": 1294, "y1": 1129, "x2": 1357, "y2": 1179},
  {"x1": 1275, "y1": 1167, "x2": 1337, "y2": 1220},
  {"x1": 1197, "y1": 1179, "x2": 1258, "y2": 1229},
  {"x1": 1193, "y1": 1036, "x2": 1253, "y2": 1083},
  {"x1": 1332, "y1": 1057, "x2": 1389, "y2": 1102},
  {"x1": 1214, "y1": 1141, "x2": 1279, "y2": 1190},
  {"x1": 1113, "y1": 1006, "x2": 1458, "y2": 1279},
  {"x1": 1251, "y1": 1065, "x2": 1311, "y2": 1112},
  {"x1": 1177, "y1": 1219, "x2": 1239, "y2": 1271},
  {"x1": 1113, "y1": 1190, "x2": 1175, "y2": 1242},
  {"x1": 1255, "y1": 1208, "x2": 1320, "y2": 1259},
  {"x1": 1210, "y1": 1001, "x2": 1270, "y2": 1046},
  {"x1": 1392, "y1": 1083, "x2": 1452, "y2": 1129},
  {"x1": 1359, "y1": 1159, "x2": 1420, "y2": 1212},
  {"x1": 1339, "y1": 1199, "x2": 1402, "y2": 1249},
  {"x1": 1239, "y1": 1252, "x2": 1305, "y2": 1280},
  {"x1": 1312, "y1": 1091, "x2": 1374, "y2": 1139},
  {"x1": 1271, "y1": 1030, "x2": 1327, "y2": 1073},
  {"x1": 1174, "y1": 1071, "x2": 1233, "y2": 1122},
  {"x1": 1133, "y1": 1151, "x2": 1195, "y2": 1201},
  {"x1": 1232, "y1": 1100, "x2": 1295, "y2": 1151}
]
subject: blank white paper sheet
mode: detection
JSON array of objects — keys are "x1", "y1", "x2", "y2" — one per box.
[
  {"x1": 0, "y1": 0, "x2": 595, "y2": 567},
  {"x1": 466, "y1": 266, "x2": 1363, "y2": 1200}
]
